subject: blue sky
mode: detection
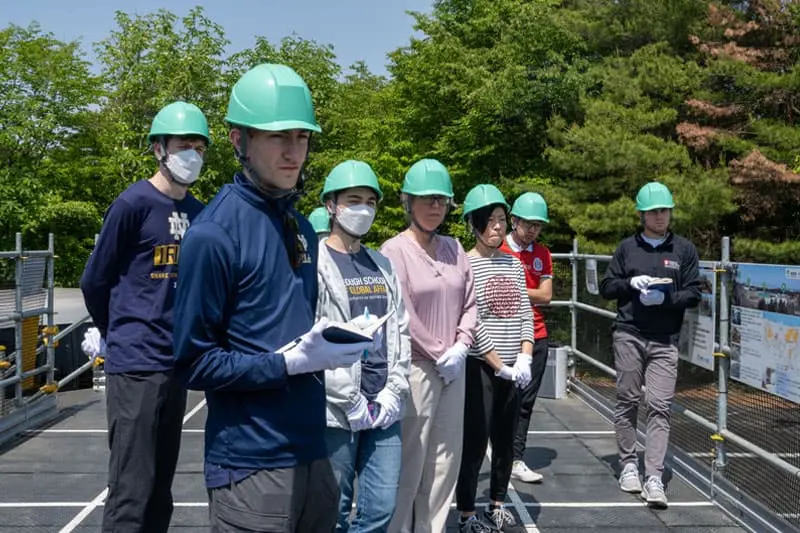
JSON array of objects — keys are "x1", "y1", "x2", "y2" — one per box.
[{"x1": 2, "y1": 0, "x2": 434, "y2": 77}]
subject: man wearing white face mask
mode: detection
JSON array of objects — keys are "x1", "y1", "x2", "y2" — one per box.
[
  {"x1": 316, "y1": 160, "x2": 411, "y2": 532},
  {"x1": 79, "y1": 100, "x2": 209, "y2": 533}
]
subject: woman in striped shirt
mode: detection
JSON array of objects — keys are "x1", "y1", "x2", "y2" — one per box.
[{"x1": 455, "y1": 184, "x2": 534, "y2": 533}]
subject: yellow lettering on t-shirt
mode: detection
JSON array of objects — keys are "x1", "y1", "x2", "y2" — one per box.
[{"x1": 153, "y1": 244, "x2": 181, "y2": 266}]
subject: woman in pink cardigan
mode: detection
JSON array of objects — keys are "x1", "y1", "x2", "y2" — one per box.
[{"x1": 381, "y1": 159, "x2": 478, "y2": 533}]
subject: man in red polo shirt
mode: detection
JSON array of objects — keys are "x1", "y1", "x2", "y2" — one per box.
[{"x1": 500, "y1": 192, "x2": 553, "y2": 484}]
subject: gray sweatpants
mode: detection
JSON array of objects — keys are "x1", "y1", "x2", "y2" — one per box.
[
  {"x1": 207, "y1": 458, "x2": 339, "y2": 533},
  {"x1": 613, "y1": 329, "x2": 678, "y2": 479}
]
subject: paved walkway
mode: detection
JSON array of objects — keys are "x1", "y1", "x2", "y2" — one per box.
[{"x1": 0, "y1": 389, "x2": 746, "y2": 532}]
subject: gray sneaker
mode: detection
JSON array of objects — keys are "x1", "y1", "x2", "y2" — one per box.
[
  {"x1": 459, "y1": 515, "x2": 494, "y2": 533},
  {"x1": 641, "y1": 476, "x2": 668, "y2": 508},
  {"x1": 619, "y1": 462, "x2": 643, "y2": 493}
]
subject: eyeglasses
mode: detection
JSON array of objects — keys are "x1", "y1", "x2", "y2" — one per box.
[
  {"x1": 518, "y1": 220, "x2": 542, "y2": 232},
  {"x1": 416, "y1": 195, "x2": 449, "y2": 207}
]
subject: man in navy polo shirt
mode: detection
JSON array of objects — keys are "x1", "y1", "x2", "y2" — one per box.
[{"x1": 173, "y1": 64, "x2": 373, "y2": 532}]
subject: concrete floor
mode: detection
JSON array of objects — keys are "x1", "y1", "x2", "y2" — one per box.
[{"x1": 0, "y1": 389, "x2": 746, "y2": 532}]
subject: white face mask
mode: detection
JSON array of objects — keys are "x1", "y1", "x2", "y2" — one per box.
[
  {"x1": 165, "y1": 149, "x2": 204, "y2": 185},
  {"x1": 334, "y1": 204, "x2": 376, "y2": 237}
]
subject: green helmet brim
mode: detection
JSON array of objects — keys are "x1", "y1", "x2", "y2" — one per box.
[
  {"x1": 638, "y1": 203, "x2": 675, "y2": 211},
  {"x1": 514, "y1": 214, "x2": 549, "y2": 224},
  {"x1": 403, "y1": 189, "x2": 454, "y2": 198},
  {"x1": 228, "y1": 119, "x2": 321, "y2": 133}
]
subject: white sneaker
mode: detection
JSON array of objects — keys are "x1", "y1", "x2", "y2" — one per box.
[
  {"x1": 511, "y1": 460, "x2": 543, "y2": 483},
  {"x1": 641, "y1": 476, "x2": 668, "y2": 508},
  {"x1": 619, "y1": 463, "x2": 642, "y2": 493}
]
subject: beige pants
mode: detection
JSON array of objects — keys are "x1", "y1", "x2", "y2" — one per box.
[{"x1": 388, "y1": 358, "x2": 466, "y2": 533}]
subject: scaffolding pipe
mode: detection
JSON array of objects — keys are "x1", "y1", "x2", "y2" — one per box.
[
  {"x1": 0, "y1": 364, "x2": 53, "y2": 389},
  {"x1": 13, "y1": 233, "x2": 23, "y2": 407},
  {"x1": 716, "y1": 237, "x2": 731, "y2": 470},
  {"x1": 573, "y1": 300, "x2": 616, "y2": 320},
  {"x1": 570, "y1": 239, "x2": 578, "y2": 365},
  {"x1": 34, "y1": 314, "x2": 91, "y2": 357},
  {"x1": 57, "y1": 360, "x2": 94, "y2": 391},
  {"x1": 45, "y1": 234, "x2": 55, "y2": 387}
]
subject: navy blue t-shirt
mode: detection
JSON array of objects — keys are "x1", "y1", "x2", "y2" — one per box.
[
  {"x1": 327, "y1": 245, "x2": 389, "y2": 400},
  {"x1": 80, "y1": 180, "x2": 204, "y2": 374}
]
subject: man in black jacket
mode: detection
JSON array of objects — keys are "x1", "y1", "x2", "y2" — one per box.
[{"x1": 600, "y1": 182, "x2": 701, "y2": 509}]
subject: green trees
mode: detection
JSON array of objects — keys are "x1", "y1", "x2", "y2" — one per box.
[{"x1": 2, "y1": 1, "x2": 799, "y2": 284}]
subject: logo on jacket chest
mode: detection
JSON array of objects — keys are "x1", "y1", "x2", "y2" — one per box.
[
  {"x1": 522, "y1": 256, "x2": 543, "y2": 274},
  {"x1": 663, "y1": 259, "x2": 680, "y2": 270},
  {"x1": 298, "y1": 234, "x2": 312, "y2": 264},
  {"x1": 168, "y1": 211, "x2": 190, "y2": 241}
]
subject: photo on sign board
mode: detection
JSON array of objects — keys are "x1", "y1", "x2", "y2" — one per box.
[
  {"x1": 731, "y1": 360, "x2": 741, "y2": 379},
  {"x1": 730, "y1": 342, "x2": 741, "y2": 362}
]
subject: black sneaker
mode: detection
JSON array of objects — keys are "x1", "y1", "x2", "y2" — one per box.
[
  {"x1": 458, "y1": 515, "x2": 494, "y2": 533},
  {"x1": 483, "y1": 505, "x2": 517, "y2": 531}
]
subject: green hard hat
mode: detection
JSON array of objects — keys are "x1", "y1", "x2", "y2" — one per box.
[
  {"x1": 636, "y1": 182, "x2": 675, "y2": 211},
  {"x1": 510, "y1": 192, "x2": 549, "y2": 223},
  {"x1": 462, "y1": 184, "x2": 510, "y2": 221},
  {"x1": 225, "y1": 63, "x2": 321, "y2": 133},
  {"x1": 308, "y1": 207, "x2": 330, "y2": 234},
  {"x1": 148, "y1": 101, "x2": 210, "y2": 143},
  {"x1": 401, "y1": 159, "x2": 454, "y2": 198},
  {"x1": 319, "y1": 160, "x2": 383, "y2": 203}
]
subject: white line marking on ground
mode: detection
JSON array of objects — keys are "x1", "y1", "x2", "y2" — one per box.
[
  {"x1": 58, "y1": 398, "x2": 207, "y2": 533},
  {"x1": 526, "y1": 501, "x2": 714, "y2": 508},
  {"x1": 527, "y1": 430, "x2": 615, "y2": 435},
  {"x1": 0, "y1": 502, "x2": 90, "y2": 508},
  {"x1": 57, "y1": 488, "x2": 107, "y2": 532},
  {"x1": 688, "y1": 451, "x2": 800, "y2": 459},
  {"x1": 0, "y1": 500, "x2": 715, "y2": 509},
  {"x1": 183, "y1": 398, "x2": 207, "y2": 424},
  {"x1": 25, "y1": 428, "x2": 205, "y2": 434},
  {"x1": 486, "y1": 443, "x2": 541, "y2": 533}
]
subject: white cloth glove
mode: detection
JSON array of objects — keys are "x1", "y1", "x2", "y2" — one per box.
[
  {"x1": 346, "y1": 394, "x2": 373, "y2": 432},
  {"x1": 435, "y1": 342, "x2": 469, "y2": 385},
  {"x1": 371, "y1": 388, "x2": 403, "y2": 430},
  {"x1": 513, "y1": 353, "x2": 532, "y2": 389},
  {"x1": 349, "y1": 309, "x2": 384, "y2": 354},
  {"x1": 639, "y1": 289, "x2": 665, "y2": 306},
  {"x1": 81, "y1": 327, "x2": 106, "y2": 362},
  {"x1": 495, "y1": 365, "x2": 517, "y2": 382},
  {"x1": 630, "y1": 275, "x2": 654, "y2": 291},
  {"x1": 282, "y1": 319, "x2": 373, "y2": 376}
]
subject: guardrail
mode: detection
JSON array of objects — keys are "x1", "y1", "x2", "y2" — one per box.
[{"x1": 547, "y1": 236, "x2": 800, "y2": 533}]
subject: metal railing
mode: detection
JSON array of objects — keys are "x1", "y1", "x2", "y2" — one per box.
[
  {"x1": 547, "y1": 237, "x2": 800, "y2": 533},
  {"x1": 0, "y1": 233, "x2": 99, "y2": 447},
  {"x1": 0, "y1": 234, "x2": 59, "y2": 407}
]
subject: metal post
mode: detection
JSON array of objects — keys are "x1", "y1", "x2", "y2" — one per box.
[
  {"x1": 13, "y1": 233, "x2": 23, "y2": 407},
  {"x1": 716, "y1": 236, "x2": 731, "y2": 471},
  {"x1": 45, "y1": 234, "x2": 55, "y2": 386},
  {"x1": 569, "y1": 238, "x2": 578, "y2": 380}
]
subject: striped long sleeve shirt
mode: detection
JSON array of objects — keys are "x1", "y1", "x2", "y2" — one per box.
[{"x1": 468, "y1": 253, "x2": 535, "y2": 365}]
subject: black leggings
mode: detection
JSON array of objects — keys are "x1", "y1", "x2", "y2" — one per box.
[
  {"x1": 456, "y1": 358, "x2": 522, "y2": 512},
  {"x1": 513, "y1": 337, "x2": 549, "y2": 460}
]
